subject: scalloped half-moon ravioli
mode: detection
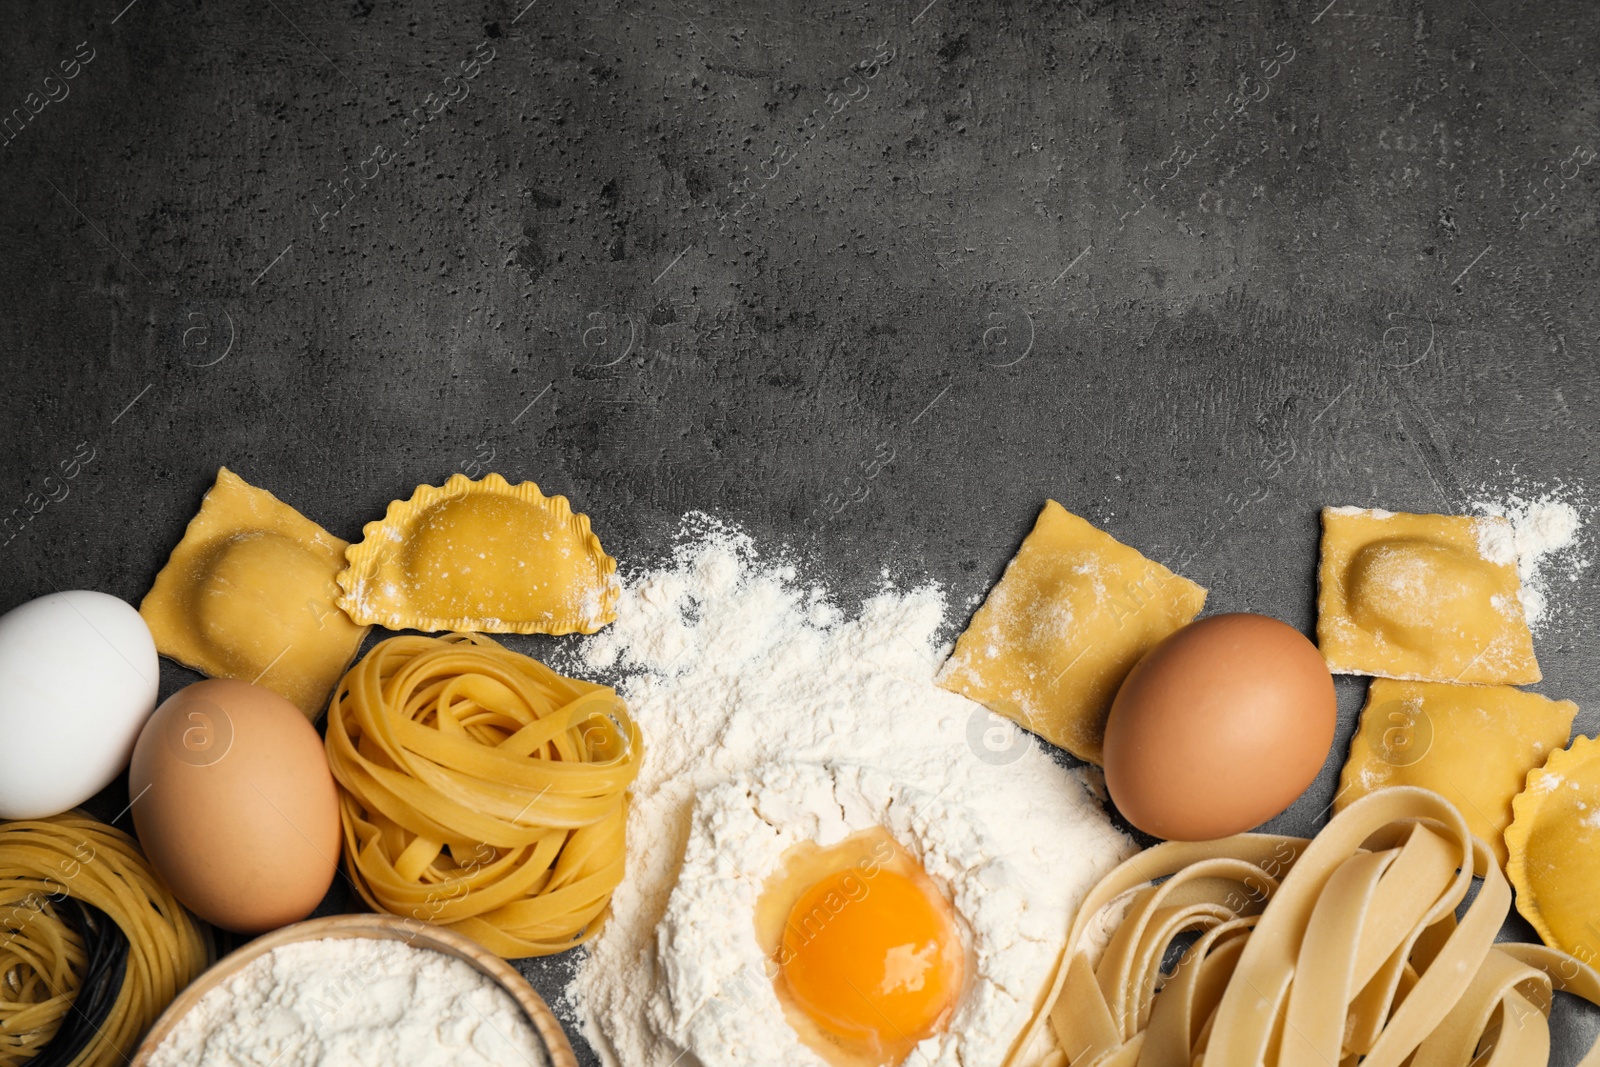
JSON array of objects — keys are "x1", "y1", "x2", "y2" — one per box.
[
  {"x1": 1508, "y1": 734, "x2": 1600, "y2": 959},
  {"x1": 335, "y1": 472, "x2": 619, "y2": 635}
]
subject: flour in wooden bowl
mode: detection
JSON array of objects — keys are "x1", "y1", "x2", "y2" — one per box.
[{"x1": 147, "y1": 937, "x2": 547, "y2": 1067}]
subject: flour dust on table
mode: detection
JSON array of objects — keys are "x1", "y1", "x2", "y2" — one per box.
[{"x1": 1468, "y1": 488, "x2": 1587, "y2": 633}]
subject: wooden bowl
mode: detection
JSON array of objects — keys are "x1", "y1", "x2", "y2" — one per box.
[{"x1": 130, "y1": 913, "x2": 578, "y2": 1066}]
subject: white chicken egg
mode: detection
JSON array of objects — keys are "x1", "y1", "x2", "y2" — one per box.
[{"x1": 0, "y1": 591, "x2": 160, "y2": 818}]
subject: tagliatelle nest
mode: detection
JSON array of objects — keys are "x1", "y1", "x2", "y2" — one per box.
[
  {"x1": 325, "y1": 633, "x2": 642, "y2": 958},
  {"x1": 1023, "y1": 786, "x2": 1600, "y2": 1067}
]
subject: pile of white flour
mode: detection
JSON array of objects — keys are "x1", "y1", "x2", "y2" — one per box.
[
  {"x1": 1469, "y1": 491, "x2": 1588, "y2": 632},
  {"x1": 566, "y1": 516, "x2": 1132, "y2": 1066},
  {"x1": 147, "y1": 938, "x2": 547, "y2": 1067}
]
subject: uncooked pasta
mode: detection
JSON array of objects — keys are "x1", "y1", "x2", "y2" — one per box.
[
  {"x1": 0, "y1": 813, "x2": 210, "y2": 1067},
  {"x1": 326, "y1": 633, "x2": 641, "y2": 957},
  {"x1": 1032, "y1": 786, "x2": 1600, "y2": 1067}
]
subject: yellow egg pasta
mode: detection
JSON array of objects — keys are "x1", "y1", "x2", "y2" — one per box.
[
  {"x1": 139, "y1": 466, "x2": 371, "y2": 719},
  {"x1": 335, "y1": 473, "x2": 619, "y2": 636},
  {"x1": 0, "y1": 893, "x2": 81, "y2": 1065},
  {"x1": 1018, "y1": 787, "x2": 1600, "y2": 1067},
  {"x1": 325, "y1": 633, "x2": 641, "y2": 957},
  {"x1": 1338, "y1": 678, "x2": 1577, "y2": 867},
  {"x1": 1316, "y1": 507, "x2": 1538, "y2": 684},
  {"x1": 0, "y1": 813, "x2": 211, "y2": 1067},
  {"x1": 937, "y1": 500, "x2": 1206, "y2": 765},
  {"x1": 1507, "y1": 734, "x2": 1600, "y2": 962}
]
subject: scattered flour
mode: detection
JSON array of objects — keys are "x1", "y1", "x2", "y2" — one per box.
[
  {"x1": 1474, "y1": 516, "x2": 1519, "y2": 569},
  {"x1": 1470, "y1": 491, "x2": 1588, "y2": 632},
  {"x1": 567, "y1": 515, "x2": 1132, "y2": 1067},
  {"x1": 146, "y1": 938, "x2": 547, "y2": 1067}
]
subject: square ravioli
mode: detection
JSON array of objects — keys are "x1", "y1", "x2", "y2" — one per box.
[
  {"x1": 1336, "y1": 678, "x2": 1576, "y2": 866},
  {"x1": 1316, "y1": 507, "x2": 1539, "y2": 684},
  {"x1": 936, "y1": 500, "x2": 1206, "y2": 765},
  {"x1": 140, "y1": 467, "x2": 370, "y2": 719}
]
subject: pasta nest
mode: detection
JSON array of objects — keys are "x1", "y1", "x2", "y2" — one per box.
[
  {"x1": 1035, "y1": 786, "x2": 1600, "y2": 1067},
  {"x1": 0, "y1": 813, "x2": 210, "y2": 1067},
  {"x1": 326, "y1": 633, "x2": 642, "y2": 957}
]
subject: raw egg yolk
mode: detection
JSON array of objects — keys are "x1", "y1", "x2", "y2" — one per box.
[{"x1": 779, "y1": 866, "x2": 963, "y2": 1056}]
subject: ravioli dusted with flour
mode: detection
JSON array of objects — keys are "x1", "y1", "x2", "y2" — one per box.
[
  {"x1": 937, "y1": 500, "x2": 1206, "y2": 765},
  {"x1": 335, "y1": 472, "x2": 618, "y2": 635},
  {"x1": 654, "y1": 762, "x2": 1082, "y2": 1067},
  {"x1": 139, "y1": 467, "x2": 370, "y2": 718},
  {"x1": 1315, "y1": 507, "x2": 1538, "y2": 683}
]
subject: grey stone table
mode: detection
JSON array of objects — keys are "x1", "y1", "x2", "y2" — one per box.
[{"x1": 3, "y1": 0, "x2": 1597, "y2": 1062}]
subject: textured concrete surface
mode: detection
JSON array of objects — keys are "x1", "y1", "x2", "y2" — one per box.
[{"x1": 3, "y1": 0, "x2": 1599, "y2": 1060}]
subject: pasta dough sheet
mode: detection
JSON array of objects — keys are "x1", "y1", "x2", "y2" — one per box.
[
  {"x1": 139, "y1": 467, "x2": 371, "y2": 719},
  {"x1": 1337, "y1": 678, "x2": 1576, "y2": 866},
  {"x1": 937, "y1": 500, "x2": 1206, "y2": 765},
  {"x1": 336, "y1": 472, "x2": 618, "y2": 635},
  {"x1": 1316, "y1": 506, "x2": 1539, "y2": 684}
]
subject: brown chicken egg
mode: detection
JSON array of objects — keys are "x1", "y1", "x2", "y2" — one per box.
[
  {"x1": 129, "y1": 678, "x2": 340, "y2": 933},
  {"x1": 1102, "y1": 613, "x2": 1336, "y2": 841}
]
